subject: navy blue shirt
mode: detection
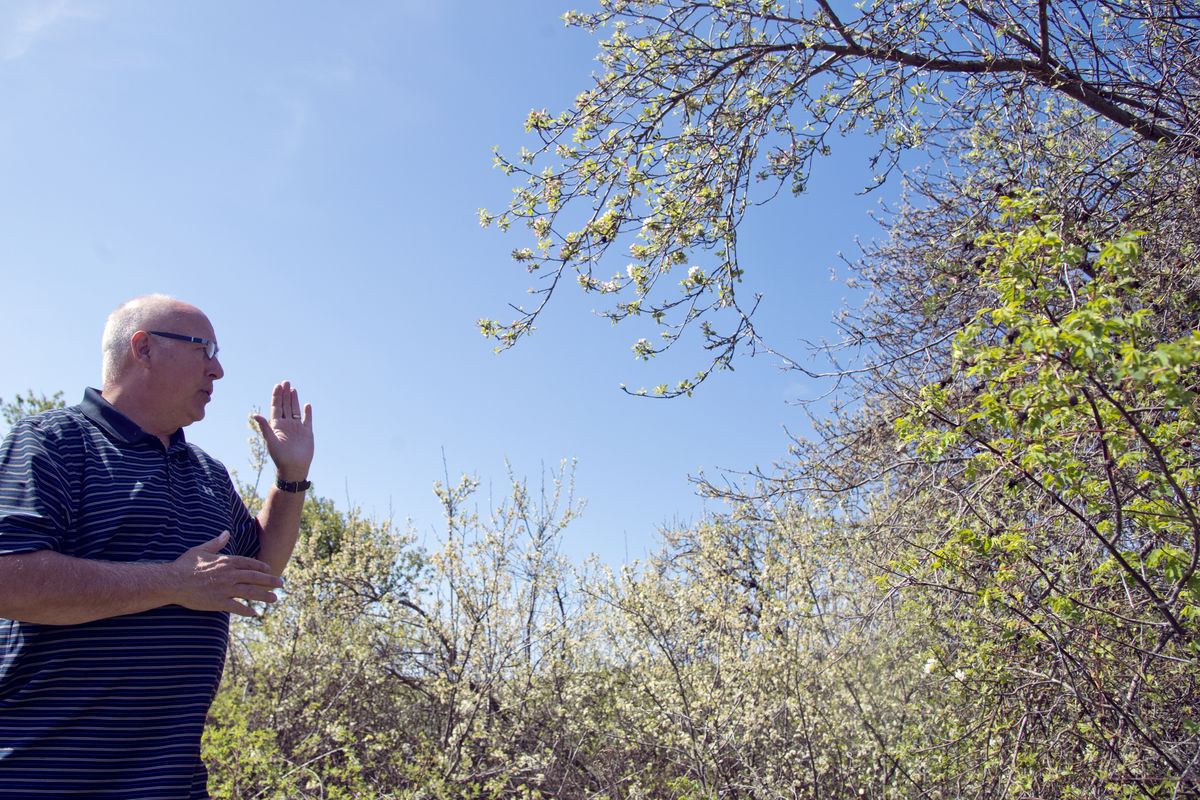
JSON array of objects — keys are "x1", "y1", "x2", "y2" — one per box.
[{"x1": 0, "y1": 389, "x2": 261, "y2": 799}]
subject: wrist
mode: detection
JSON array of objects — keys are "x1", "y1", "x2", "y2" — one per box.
[
  {"x1": 274, "y1": 466, "x2": 310, "y2": 482},
  {"x1": 150, "y1": 561, "x2": 181, "y2": 609},
  {"x1": 274, "y1": 476, "x2": 311, "y2": 493}
]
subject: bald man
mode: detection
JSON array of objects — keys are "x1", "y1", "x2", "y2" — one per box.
[{"x1": 0, "y1": 295, "x2": 315, "y2": 799}]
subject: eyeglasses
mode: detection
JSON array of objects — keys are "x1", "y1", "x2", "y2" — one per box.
[{"x1": 148, "y1": 331, "x2": 220, "y2": 360}]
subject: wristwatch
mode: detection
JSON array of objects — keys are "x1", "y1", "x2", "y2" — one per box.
[{"x1": 275, "y1": 477, "x2": 312, "y2": 493}]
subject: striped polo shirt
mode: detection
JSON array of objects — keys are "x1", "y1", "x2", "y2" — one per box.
[{"x1": 0, "y1": 388, "x2": 261, "y2": 799}]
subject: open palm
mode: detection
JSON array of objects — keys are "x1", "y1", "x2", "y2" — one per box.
[{"x1": 252, "y1": 381, "x2": 314, "y2": 481}]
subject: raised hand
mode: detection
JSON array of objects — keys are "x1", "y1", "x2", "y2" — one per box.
[
  {"x1": 169, "y1": 531, "x2": 283, "y2": 617},
  {"x1": 252, "y1": 380, "x2": 315, "y2": 482}
]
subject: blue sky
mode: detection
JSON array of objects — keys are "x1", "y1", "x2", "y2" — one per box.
[{"x1": 0, "y1": 1, "x2": 889, "y2": 565}]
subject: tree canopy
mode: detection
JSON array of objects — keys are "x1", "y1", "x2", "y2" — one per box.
[{"x1": 480, "y1": 0, "x2": 1198, "y2": 395}]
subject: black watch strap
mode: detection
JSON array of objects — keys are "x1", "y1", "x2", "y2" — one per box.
[{"x1": 275, "y1": 477, "x2": 312, "y2": 493}]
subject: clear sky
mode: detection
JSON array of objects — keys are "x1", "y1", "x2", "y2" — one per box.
[{"x1": 0, "y1": 1, "x2": 890, "y2": 566}]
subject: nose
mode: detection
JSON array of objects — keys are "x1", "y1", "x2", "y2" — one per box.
[{"x1": 208, "y1": 355, "x2": 225, "y2": 380}]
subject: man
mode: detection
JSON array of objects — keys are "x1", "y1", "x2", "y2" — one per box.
[{"x1": 0, "y1": 295, "x2": 314, "y2": 798}]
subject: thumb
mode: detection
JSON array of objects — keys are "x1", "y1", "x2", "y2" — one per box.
[
  {"x1": 196, "y1": 530, "x2": 230, "y2": 553},
  {"x1": 252, "y1": 414, "x2": 271, "y2": 439}
]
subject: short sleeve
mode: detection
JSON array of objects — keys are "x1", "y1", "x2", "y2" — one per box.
[
  {"x1": 224, "y1": 475, "x2": 262, "y2": 559},
  {"x1": 0, "y1": 418, "x2": 73, "y2": 555}
]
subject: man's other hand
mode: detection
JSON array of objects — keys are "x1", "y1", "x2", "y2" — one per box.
[{"x1": 170, "y1": 530, "x2": 283, "y2": 617}]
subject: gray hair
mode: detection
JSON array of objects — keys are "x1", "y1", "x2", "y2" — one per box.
[{"x1": 100, "y1": 294, "x2": 180, "y2": 387}]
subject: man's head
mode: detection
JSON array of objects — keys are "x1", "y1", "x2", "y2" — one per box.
[{"x1": 101, "y1": 295, "x2": 224, "y2": 434}]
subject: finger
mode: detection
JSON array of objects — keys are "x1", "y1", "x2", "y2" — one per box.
[
  {"x1": 227, "y1": 599, "x2": 259, "y2": 618},
  {"x1": 234, "y1": 568, "x2": 285, "y2": 588},
  {"x1": 303, "y1": 403, "x2": 313, "y2": 427},
  {"x1": 252, "y1": 414, "x2": 272, "y2": 441},
  {"x1": 282, "y1": 383, "x2": 299, "y2": 421},
  {"x1": 234, "y1": 585, "x2": 279, "y2": 604},
  {"x1": 195, "y1": 531, "x2": 230, "y2": 553},
  {"x1": 219, "y1": 555, "x2": 278, "y2": 575},
  {"x1": 271, "y1": 383, "x2": 285, "y2": 421},
  {"x1": 277, "y1": 381, "x2": 291, "y2": 419}
]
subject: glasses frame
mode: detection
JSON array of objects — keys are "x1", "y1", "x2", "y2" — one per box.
[{"x1": 147, "y1": 330, "x2": 219, "y2": 360}]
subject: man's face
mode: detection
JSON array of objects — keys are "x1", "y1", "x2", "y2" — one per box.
[{"x1": 146, "y1": 309, "x2": 224, "y2": 428}]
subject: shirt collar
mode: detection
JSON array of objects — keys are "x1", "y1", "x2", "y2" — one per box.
[{"x1": 79, "y1": 387, "x2": 187, "y2": 451}]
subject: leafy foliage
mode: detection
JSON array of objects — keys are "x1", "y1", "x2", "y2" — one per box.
[
  {"x1": 886, "y1": 196, "x2": 1200, "y2": 795},
  {"x1": 480, "y1": 0, "x2": 1197, "y2": 395},
  {"x1": 204, "y1": 488, "x2": 425, "y2": 799},
  {"x1": 0, "y1": 390, "x2": 65, "y2": 427}
]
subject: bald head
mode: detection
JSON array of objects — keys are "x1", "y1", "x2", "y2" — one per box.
[{"x1": 101, "y1": 295, "x2": 209, "y2": 388}]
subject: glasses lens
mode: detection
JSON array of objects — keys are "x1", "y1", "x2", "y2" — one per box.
[{"x1": 205, "y1": 341, "x2": 218, "y2": 359}]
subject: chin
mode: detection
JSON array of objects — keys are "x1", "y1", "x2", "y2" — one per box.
[{"x1": 191, "y1": 394, "x2": 212, "y2": 422}]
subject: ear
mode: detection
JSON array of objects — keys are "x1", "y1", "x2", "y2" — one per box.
[{"x1": 129, "y1": 330, "x2": 153, "y2": 367}]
